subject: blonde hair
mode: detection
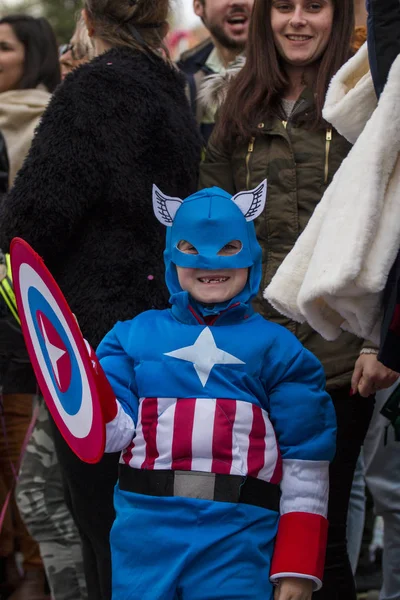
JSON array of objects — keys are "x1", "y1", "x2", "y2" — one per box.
[
  {"x1": 73, "y1": 16, "x2": 95, "y2": 60},
  {"x1": 84, "y1": 0, "x2": 170, "y2": 55}
]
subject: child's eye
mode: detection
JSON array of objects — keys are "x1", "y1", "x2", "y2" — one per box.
[
  {"x1": 177, "y1": 240, "x2": 198, "y2": 254},
  {"x1": 217, "y1": 240, "x2": 243, "y2": 256}
]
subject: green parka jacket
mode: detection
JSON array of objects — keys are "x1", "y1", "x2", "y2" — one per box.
[{"x1": 199, "y1": 90, "x2": 364, "y2": 391}]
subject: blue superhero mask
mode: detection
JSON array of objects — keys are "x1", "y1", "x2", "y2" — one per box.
[{"x1": 153, "y1": 181, "x2": 267, "y2": 310}]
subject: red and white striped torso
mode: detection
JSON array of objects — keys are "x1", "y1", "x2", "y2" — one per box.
[{"x1": 121, "y1": 397, "x2": 282, "y2": 484}]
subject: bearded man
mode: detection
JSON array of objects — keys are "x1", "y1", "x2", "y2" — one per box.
[{"x1": 178, "y1": 0, "x2": 253, "y2": 142}]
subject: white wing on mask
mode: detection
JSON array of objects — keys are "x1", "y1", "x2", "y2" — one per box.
[
  {"x1": 231, "y1": 180, "x2": 267, "y2": 222},
  {"x1": 152, "y1": 185, "x2": 183, "y2": 227}
]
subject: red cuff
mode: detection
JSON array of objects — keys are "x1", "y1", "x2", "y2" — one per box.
[
  {"x1": 271, "y1": 512, "x2": 328, "y2": 583},
  {"x1": 87, "y1": 343, "x2": 118, "y2": 423}
]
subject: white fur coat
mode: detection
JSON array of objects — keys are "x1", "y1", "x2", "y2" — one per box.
[{"x1": 264, "y1": 44, "x2": 400, "y2": 346}]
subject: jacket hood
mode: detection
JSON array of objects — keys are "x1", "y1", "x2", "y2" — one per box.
[
  {"x1": 153, "y1": 183, "x2": 266, "y2": 316},
  {"x1": 197, "y1": 55, "x2": 245, "y2": 116}
]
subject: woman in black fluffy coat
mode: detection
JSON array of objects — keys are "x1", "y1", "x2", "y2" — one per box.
[{"x1": 0, "y1": 1, "x2": 201, "y2": 598}]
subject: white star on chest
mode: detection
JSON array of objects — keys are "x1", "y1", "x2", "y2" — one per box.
[
  {"x1": 40, "y1": 315, "x2": 66, "y2": 387},
  {"x1": 164, "y1": 327, "x2": 245, "y2": 387}
]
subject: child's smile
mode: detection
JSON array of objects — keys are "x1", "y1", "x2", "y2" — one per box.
[
  {"x1": 197, "y1": 275, "x2": 230, "y2": 284},
  {"x1": 177, "y1": 267, "x2": 248, "y2": 304}
]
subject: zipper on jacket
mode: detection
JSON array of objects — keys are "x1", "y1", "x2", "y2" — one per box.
[
  {"x1": 324, "y1": 128, "x2": 332, "y2": 184},
  {"x1": 246, "y1": 137, "x2": 255, "y2": 189},
  {"x1": 290, "y1": 98, "x2": 306, "y2": 121},
  {"x1": 282, "y1": 98, "x2": 306, "y2": 130}
]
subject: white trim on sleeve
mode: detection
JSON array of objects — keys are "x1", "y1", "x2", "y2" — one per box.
[
  {"x1": 270, "y1": 572, "x2": 322, "y2": 591},
  {"x1": 105, "y1": 401, "x2": 135, "y2": 453},
  {"x1": 280, "y1": 459, "x2": 329, "y2": 517}
]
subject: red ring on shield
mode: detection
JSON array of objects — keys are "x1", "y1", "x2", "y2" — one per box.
[{"x1": 11, "y1": 238, "x2": 105, "y2": 463}]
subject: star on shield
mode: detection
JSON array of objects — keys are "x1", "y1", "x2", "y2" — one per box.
[
  {"x1": 39, "y1": 313, "x2": 67, "y2": 388},
  {"x1": 164, "y1": 327, "x2": 245, "y2": 387}
]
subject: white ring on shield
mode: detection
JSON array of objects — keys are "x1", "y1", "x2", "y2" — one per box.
[{"x1": 19, "y1": 262, "x2": 93, "y2": 438}]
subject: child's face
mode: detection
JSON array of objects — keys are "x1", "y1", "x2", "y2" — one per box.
[{"x1": 176, "y1": 239, "x2": 249, "y2": 304}]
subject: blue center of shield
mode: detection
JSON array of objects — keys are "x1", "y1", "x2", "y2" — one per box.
[{"x1": 28, "y1": 287, "x2": 82, "y2": 416}]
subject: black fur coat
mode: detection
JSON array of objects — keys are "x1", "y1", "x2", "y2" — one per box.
[{"x1": 0, "y1": 48, "x2": 201, "y2": 347}]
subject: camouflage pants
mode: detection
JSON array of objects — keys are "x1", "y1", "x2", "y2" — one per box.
[{"x1": 15, "y1": 399, "x2": 88, "y2": 600}]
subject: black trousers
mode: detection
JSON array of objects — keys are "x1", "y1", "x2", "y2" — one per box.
[
  {"x1": 314, "y1": 386, "x2": 375, "y2": 599},
  {"x1": 49, "y1": 415, "x2": 119, "y2": 600}
]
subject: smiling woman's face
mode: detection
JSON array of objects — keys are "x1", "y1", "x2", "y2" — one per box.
[
  {"x1": 0, "y1": 23, "x2": 25, "y2": 93},
  {"x1": 271, "y1": 0, "x2": 334, "y2": 68}
]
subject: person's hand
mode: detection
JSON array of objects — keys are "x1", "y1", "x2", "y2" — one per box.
[
  {"x1": 274, "y1": 577, "x2": 313, "y2": 600},
  {"x1": 351, "y1": 353, "x2": 399, "y2": 397}
]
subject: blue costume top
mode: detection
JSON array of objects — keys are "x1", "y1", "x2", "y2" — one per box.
[{"x1": 97, "y1": 183, "x2": 336, "y2": 599}]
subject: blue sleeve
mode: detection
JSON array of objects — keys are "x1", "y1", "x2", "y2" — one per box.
[
  {"x1": 368, "y1": 0, "x2": 400, "y2": 98},
  {"x1": 96, "y1": 323, "x2": 139, "y2": 425},
  {"x1": 266, "y1": 345, "x2": 336, "y2": 463}
]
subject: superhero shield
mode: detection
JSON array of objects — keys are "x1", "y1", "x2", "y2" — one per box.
[{"x1": 10, "y1": 238, "x2": 105, "y2": 463}]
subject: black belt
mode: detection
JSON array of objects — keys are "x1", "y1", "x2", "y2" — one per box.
[{"x1": 119, "y1": 465, "x2": 281, "y2": 512}]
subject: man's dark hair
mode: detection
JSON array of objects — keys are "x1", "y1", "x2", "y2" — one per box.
[{"x1": 0, "y1": 15, "x2": 61, "y2": 92}]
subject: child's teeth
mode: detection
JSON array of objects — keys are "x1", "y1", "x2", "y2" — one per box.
[{"x1": 200, "y1": 277, "x2": 228, "y2": 283}]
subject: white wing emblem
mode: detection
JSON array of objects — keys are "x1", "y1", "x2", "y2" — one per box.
[
  {"x1": 152, "y1": 185, "x2": 183, "y2": 227},
  {"x1": 232, "y1": 180, "x2": 267, "y2": 222}
]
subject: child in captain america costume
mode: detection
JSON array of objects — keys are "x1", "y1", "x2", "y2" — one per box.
[{"x1": 95, "y1": 181, "x2": 337, "y2": 600}]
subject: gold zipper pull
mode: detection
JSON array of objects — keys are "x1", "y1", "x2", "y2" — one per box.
[
  {"x1": 246, "y1": 136, "x2": 256, "y2": 189},
  {"x1": 282, "y1": 120, "x2": 288, "y2": 129},
  {"x1": 324, "y1": 128, "x2": 332, "y2": 184}
]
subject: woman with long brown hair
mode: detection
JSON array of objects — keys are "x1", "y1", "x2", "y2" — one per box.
[
  {"x1": 0, "y1": 1, "x2": 201, "y2": 598},
  {"x1": 199, "y1": 0, "x2": 397, "y2": 597}
]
